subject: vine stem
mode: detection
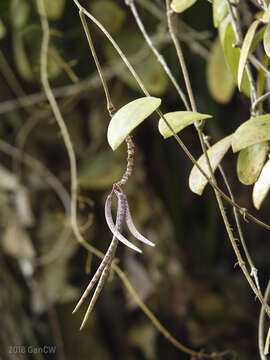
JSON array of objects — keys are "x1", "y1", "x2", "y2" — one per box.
[
  {"x1": 225, "y1": 0, "x2": 258, "y2": 114},
  {"x1": 79, "y1": 9, "x2": 134, "y2": 185},
  {"x1": 37, "y1": 0, "x2": 97, "y2": 255},
  {"x1": 259, "y1": 279, "x2": 270, "y2": 360},
  {"x1": 125, "y1": 0, "x2": 191, "y2": 110}
]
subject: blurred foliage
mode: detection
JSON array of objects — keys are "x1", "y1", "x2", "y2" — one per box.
[{"x1": 0, "y1": 1, "x2": 270, "y2": 360}]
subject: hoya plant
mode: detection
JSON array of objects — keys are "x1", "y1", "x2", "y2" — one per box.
[{"x1": 1, "y1": 0, "x2": 270, "y2": 359}]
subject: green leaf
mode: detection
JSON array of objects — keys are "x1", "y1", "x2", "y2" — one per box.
[
  {"x1": 250, "y1": 25, "x2": 266, "y2": 53},
  {"x1": 264, "y1": 22, "x2": 270, "y2": 57},
  {"x1": 42, "y1": 0, "x2": 65, "y2": 20},
  {"x1": 0, "y1": 18, "x2": 6, "y2": 40},
  {"x1": 253, "y1": 158, "x2": 270, "y2": 209},
  {"x1": 264, "y1": 327, "x2": 270, "y2": 355},
  {"x1": 189, "y1": 135, "x2": 232, "y2": 195},
  {"x1": 218, "y1": 15, "x2": 230, "y2": 45},
  {"x1": 91, "y1": 0, "x2": 125, "y2": 34},
  {"x1": 171, "y1": 0, "x2": 197, "y2": 13},
  {"x1": 79, "y1": 152, "x2": 124, "y2": 190},
  {"x1": 237, "y1": 142, "x2": 268, "y2": 185},
  {"x1": 207, "y1": 37, "x2": 234, "y2": 104},
  {"x1": 238, "y1": 20, "x2": 260, "y2": 90},
  {"x1": 213, "y1": 0, "x2": 227, "y2": 28},
  {"x1": 10, "y1": 0, "x2": 30, "y2": 29},
  {"x1": 158, "y1": 111, "x2": 212, "y2": 139},
  {"x1": 107, "y1": 97, "x2": 161, "y2": 150},
  {"x1": 232, "y1": 114, "x2": 270, "y2": 152},
  {"x1": 13, "y1": 30, "x2": 34, "y2": 81},
  {"x1": 223, "y1": 23, "x2": 250, "y2": 97}
]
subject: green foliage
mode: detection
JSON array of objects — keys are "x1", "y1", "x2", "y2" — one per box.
[
  {"x1": 171, "y1": 0, "x2": 197, "y2": 13},
  {"x1": 237, "y1": 143, "x2": 268, "y2": 185},
  {"x1": 232, "y1": 114, "x2": 270, "y2": 153},
  {"x1": 189, "y1": 135, "x2": 232, "y2": 195},
  {"x1": 158, "y1": 111, "x2": 212, "y2": 138},
  {"x1": 253, "y1": 159, "x2": 270, "y2": 209},
  {"x1": 107, "y1": 97, "x2": 161, "y2": 150},
  {"x1": 222, "y1": 22, "x2": 250, "y2": 96},
  {"x1": 213, "y1": 0, "x2": 227, "y2": 28},
  {"x1": 206, "y1": 37, "x2": 234, "y2": 103}
]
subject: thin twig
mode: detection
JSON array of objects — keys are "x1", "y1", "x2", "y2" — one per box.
[
  {"x1": 126, "y1": 0, "x2": 190, "y2": 110},
  {"x1": 252, "y1": 91, "x2": 270, "y2": 112},
  {"x1": 37, "y1": 0, "x2": 90, "y2": 256},
  {"x1": 206, "y1": 137, "x2": 261, "y2": 294},
  {"x1": 79, "y1": 10, "x2": 115, "y2": 115},
  {"x1": 166, "y1": 1, "x2": 197, "y2": 113},
  {"x1": 249, "y1": 54, "x2": 270, "y2": 79},
  {"x1": 226, "y1": 0, "x2": 258, "y2": 113},
  {"x1": 259, "y1": 279, "x2": 270, "y2": 360}
]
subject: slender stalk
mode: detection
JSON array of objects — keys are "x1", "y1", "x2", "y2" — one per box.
[
  {"x1": 252, "y1": 91, "x2": 270, "y2": 112},
  {"x1": 166, "y1": 2, "x2": 197, "y2": 113},
  {"x1": 249, "y1": 54, "x2": 270, "y2": 79},
  {"x1": 225, "y1": 0, "x2": 258, "y2": 113},
  {"x1": 37, "y1": 0, "x2": 95, "y2": 259},
  {"x1": 79, "y1": 10, "x2": 115, "y2": 115},
  {"x1": 259, "y1": 279, "x2": 270, "y2": 360},
  {"x1": 126, "y1": 0, "x2": 190, "y2": 110}
]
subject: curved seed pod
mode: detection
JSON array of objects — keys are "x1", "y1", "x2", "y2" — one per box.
[
  {"x1": 121, "y1": 193, "x2": 155, "y2": 247},
  {"x1": 73, "y1": 192, "x2": 125, "y2": 314},
  {"x1": 105, "y1": 193, "x2": 142, "y2": 253},
  {"x1": 80, "y1": 264, "x2": 110, "y2": 330},
  {"x1": 72, "y1": 235, "x2": 118, "y2": 314}
]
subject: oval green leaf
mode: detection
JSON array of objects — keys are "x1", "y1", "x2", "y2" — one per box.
[
  {"x1": 158, "y1": 111, "x2": 212, "y2": 139},
  {"x1": 171, "y1": 0, "x2": 197, "y2": 13},
  {"x1": 10, "y1": 0, "x2": 30, "y2": 29},
  {"x1": 264, "y1": 22, "x2": 270, "y2": 57},
  {"x1": 264, "y1": 327, "x2": 270, "y2": 356},
  {"x1": 223, "y1": 23, "x2": 250, "y2": 97},
  {"x1": 91, "y1": 0, "x2": 125, "y2": 34},
  {"x1": 253, "y1": 158, "x2": 270, "y2": 209},
  {"x1": 43, "y1": 0, "x2": 65, "y2": 20},
  {"x1": 189, "y1": 135, "x2": 232, "y2": 195},
  {"x1": 13, "y1": 30, "x2": 34, "y2": 81},
  {"x1": 238, "y1": 20, "x2": 260, "y2": 90},
  {"x1": 213, "y1": 0, "x2": 227, "y2": 28},
  {"x1": 232, "y1": 114, "x2": 270, "y2": 153},
  {"x1": 107, "y1": 97, "x2": 161, "y2": 150},
  {"x1": 207, "y1": 37, "x2": 234, "y2": 104},
  {"x1": 237, "y1": 142, "x2": 268, "y2": 185},
  {"x1": 0, "y1": 18, "x2": 7, "y2": 39}
]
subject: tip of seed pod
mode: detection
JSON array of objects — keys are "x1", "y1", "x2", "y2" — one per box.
[
  {"x1": 79, "y1": 321, "x2": 86, "y2": 331},
  {"x1": 72, "y1": 305, "x2": 79, "y2": 314}
]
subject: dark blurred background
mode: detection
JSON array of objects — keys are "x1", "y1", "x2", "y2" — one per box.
[{"x1": 0, "y1": 0, "x2": 269, "y2": 359}]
